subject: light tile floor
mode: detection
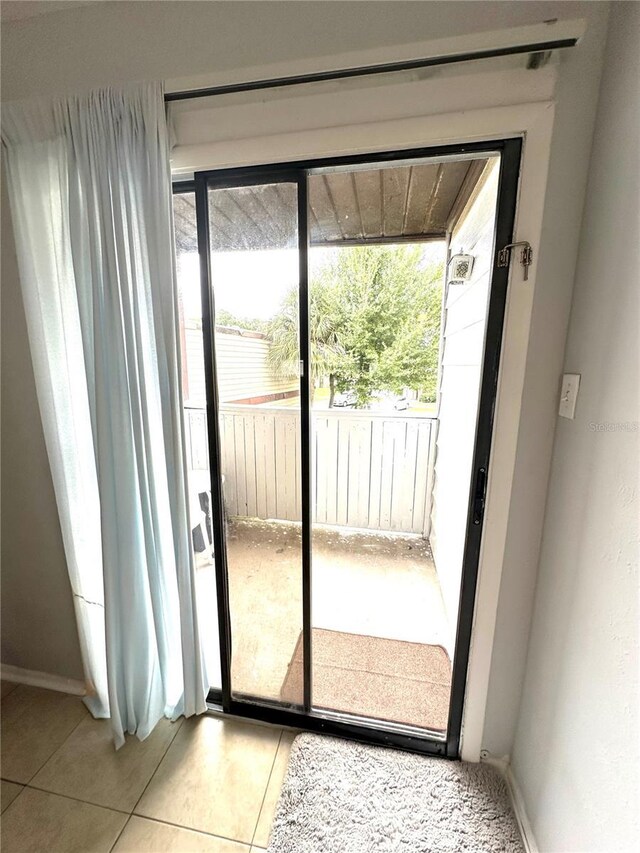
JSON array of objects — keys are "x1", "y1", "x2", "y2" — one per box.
[{"x1": 1, "y1": 681, "x2": 295, "y2": 853}]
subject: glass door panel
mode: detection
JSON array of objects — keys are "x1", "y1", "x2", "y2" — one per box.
[
  {"x1": 172, "y1": 189, "x2": 221, "y2": 692},
  {"x1": 207, "y1": 181, "x2": 304, "y2": 706},
  {"x1": 307, "y1": 156, "x2": 500, "y2": 734}
]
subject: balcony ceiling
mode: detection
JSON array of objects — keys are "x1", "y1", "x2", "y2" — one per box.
[{"x1": 174, "y1": 157, "x2": 488, "y2": 253}]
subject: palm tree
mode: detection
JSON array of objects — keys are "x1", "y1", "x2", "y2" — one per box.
[{"x1": 268, "y1": 281, "x2": 343, "y2": 405}]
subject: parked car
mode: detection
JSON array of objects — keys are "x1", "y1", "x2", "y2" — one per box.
[
  {"x1": 371, "y1": 391, "x2": 409, "y2": 412},
  {"x1": 333, "y1": 390, "x2": 357, "y2": 408}
]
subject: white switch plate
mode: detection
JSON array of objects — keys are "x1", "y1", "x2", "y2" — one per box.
[{"x1": 559, "y1": 373, "x2": 581, "y2": 419}]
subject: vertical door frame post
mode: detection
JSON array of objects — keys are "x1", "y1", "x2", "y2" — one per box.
[
  {"x1": 195, "y1": 174, "x2": 233, "y2": 711},
  {"x1": 297, "y1": 174, "x2": 313, "y2": 712}
]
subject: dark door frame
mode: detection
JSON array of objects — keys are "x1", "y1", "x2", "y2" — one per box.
[{"x1": 174, "y1": 136, "x2": 522, "y2": 758}]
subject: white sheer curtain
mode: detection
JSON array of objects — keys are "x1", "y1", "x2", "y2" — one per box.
[{"x1": 2, "y1": 83, "x2": 208, "y2": 747}]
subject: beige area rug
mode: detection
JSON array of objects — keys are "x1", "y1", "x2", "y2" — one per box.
[
  {"x1": 281, "y1": 628, "x2": 451, "y2": 731},
  {"x1": 267, "y1": 734, "x2": 524, "y2": 853}
]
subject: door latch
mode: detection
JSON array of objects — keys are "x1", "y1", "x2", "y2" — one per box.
[{"x1": 497, "y1": 241, "x2": 533, "y2": 281}]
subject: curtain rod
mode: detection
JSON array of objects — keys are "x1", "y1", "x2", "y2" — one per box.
[{"x1": 164, "y1": 38, "x2": 577, "y2": 104}]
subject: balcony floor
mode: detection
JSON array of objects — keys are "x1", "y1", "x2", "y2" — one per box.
[{"x1": 195, "y1": 518, "x2": 451, "y2": 730}]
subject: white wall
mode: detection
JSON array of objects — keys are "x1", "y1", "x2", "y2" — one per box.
[
  {"x1": 0, "y1": 1, "x2": 601, "y2": 102},
  {"x1": 430, "y1": 160, "x2": 499, "y2": 642},
  {"x1": 479, "y1": 3, "x2": 610, "y2": 757},
  {"x1": 510, "y1": 3, "x2": 639, "y2": 851}
]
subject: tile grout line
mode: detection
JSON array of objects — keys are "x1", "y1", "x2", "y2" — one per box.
[
  {"x1": 24, "y1": 706, "x2": 90, "y2": 787},
  {"x1": 250, "y1": 729, "x2": 284, "y2": 848},
  {"x1": 14, "y1": 715, "x2": 189, "y2": 852},
  {"x1": 0, "y1": 682, "x2": 19, "y2": 702},
  {"x1": 108, "y1": 813, "x2": 133, "y2": 853},
  {"x1": 114, "y1": 811, "x2": 256, "y2": 848},
  {"x1": 18, "y1": 783, "x2": 130, "y2": 815},
  {"x1": 0, "y1": 783, "x2": 28, "y2": 817},
  {"x1": 23, "y1": 780, "x2": 150, "y2": 816},
  {"x1": 128, "y1": 715, "x2": 186, "y2": 818},
  {"x1": 130, "y1": 717, "x2": 284, "y2": 848},
  {"x1": 8, "y1": 702, "x2": 279, "y2": 849},
  {"x1": 10, "y1": 759, "x2": 255, "y2": 849},
  {"x1": 23, "y1": 707, "x2": 184, "y2": 815}
]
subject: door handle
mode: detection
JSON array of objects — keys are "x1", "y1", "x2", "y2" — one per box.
[{"x1": 472, "y1": 467, "x2": 487, "y2": 525}]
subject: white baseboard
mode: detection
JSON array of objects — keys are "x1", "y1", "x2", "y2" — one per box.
[
  {"x1": 1, "y1": 663, "x2": 86, "y2": 696},
  {"x1": 480, "y1": 751, "x2": 538, "y2": 853},
  {"x1": 505, "y1": 764, "x2": 539, "y2": 853}
]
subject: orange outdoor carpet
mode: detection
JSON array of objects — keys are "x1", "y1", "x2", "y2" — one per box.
[{"x1": 281, "y1": 628, "x2": 451, "y2": 731}]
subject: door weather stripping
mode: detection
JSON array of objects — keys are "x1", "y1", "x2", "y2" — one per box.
[{"x1": 497, "y1": 241, "x2": 533, "y2": 281}]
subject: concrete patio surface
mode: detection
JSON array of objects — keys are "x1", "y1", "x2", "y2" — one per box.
[{"x1": 195, "y1": 518, "x2": 451, "y2": 727}]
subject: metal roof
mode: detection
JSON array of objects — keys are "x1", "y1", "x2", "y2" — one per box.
[{"x1": 173, "y1": 158, "x2": 488, "y2": 252}]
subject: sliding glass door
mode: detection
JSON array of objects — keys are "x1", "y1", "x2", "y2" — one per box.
[
  {"x1": 206, "y1": 180, "x2": 306, "y2": 707},
  {"x1": 176, "y1": 138, "x2": 521, "y2": 758}
]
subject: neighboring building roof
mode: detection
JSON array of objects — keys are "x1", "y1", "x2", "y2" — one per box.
[{"x1": 214, "y1": 325, "x2": 269, "y2": 340}]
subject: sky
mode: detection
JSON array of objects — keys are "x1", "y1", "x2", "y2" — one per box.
[
  {"x1": 177, "y1": 242, "x2": 446, "y2": 323},
  {"x1": 178, "y1": 249, "x2": 298, "y2": 322}
]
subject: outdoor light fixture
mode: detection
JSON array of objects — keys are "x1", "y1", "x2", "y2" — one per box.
[{"x1": 448, "y1": 253, "x2": 475, "y2": 283}]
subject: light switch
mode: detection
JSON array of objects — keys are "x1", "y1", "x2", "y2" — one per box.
[{"x1": 558, "y1": 373, "x2": 581, "y2": 419}]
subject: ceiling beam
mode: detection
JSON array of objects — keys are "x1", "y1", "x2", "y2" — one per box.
[{"x1": 312, "y1": 232, "x2": 446, "y2": 248}]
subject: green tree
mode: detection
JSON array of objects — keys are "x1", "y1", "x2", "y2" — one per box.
[
  {"x1": 317, "y1": 245, "x2": 443, "y2": 406},
  {"x1": 215, "y1": 309, "x2": 269, "y2": 334},
  {"x1": 268, "y1": 244, "x2": 443, "y2": 408}
]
